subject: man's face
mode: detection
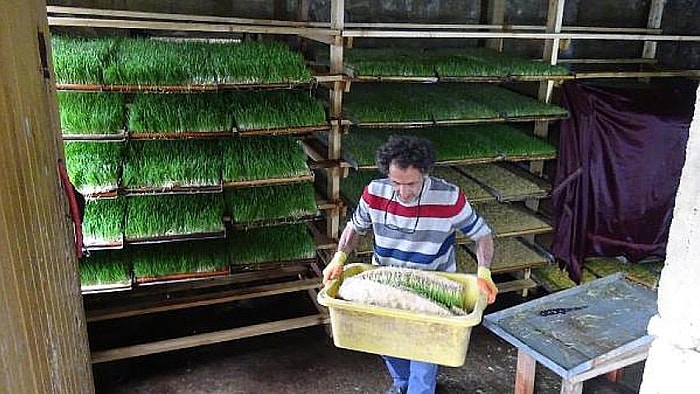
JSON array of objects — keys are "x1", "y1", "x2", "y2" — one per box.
[{"x1": 388, "y1": 163, "x2": 424, "y2": 203}]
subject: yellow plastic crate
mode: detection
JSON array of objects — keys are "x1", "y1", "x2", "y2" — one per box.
[{"x1": 317, "y1": 263, "x2": 487, "y2": 367}]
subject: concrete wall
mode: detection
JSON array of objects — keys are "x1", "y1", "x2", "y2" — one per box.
[{"x1": 640, "y1": 86, "x2": 700, "y2": 394}]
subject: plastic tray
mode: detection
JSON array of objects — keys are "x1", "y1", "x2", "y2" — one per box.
[{"x1": 318, "y1": 263, "x2": 487, "y2": 367}]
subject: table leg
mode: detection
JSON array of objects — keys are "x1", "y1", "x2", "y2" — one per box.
[
  {"x1": 515, "y1": 350, "x2": 536, "y2": 394},
  {"x1": 560, "y1": 379, "x2": 583, "y2": 394}
]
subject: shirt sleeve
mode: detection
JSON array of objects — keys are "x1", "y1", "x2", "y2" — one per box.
[
  {"x1": 453, "y1": 192, "x2": 492, "y2": 240},
  {"x1": 350, "y1": 186, "x2": 373, "y2": 235}
]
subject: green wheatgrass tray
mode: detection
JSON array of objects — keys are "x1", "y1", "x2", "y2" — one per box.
[
  {"x1": 531, "y1": 264, "x2": 598, "y2": 293},
  {"x1": 131, "y1": 239, "x2": 231, "y2": 283},
  {"x1": 128, "y1": 92, "x2": 236, "y2": 137},
  {"x1": 431, "y1": 167, "x2": 495, "y2": 203},
  {"x1": 224, "y1": 182, "x2": 320, "y2": 225},
  {"x1": 79, "y1": 250, "x2": 132, "y2": 292},
  {"x1": 230, "y1": 90, "x2": 329, "y2": 133},
  {"x1": 455, "y1": 243, "x2": 477, "y2": 274},
  {"x1": 82, "y1": 198, "x2": 125, "y2": 249},
  {"x1": 102, "y1": 38, "x2": 312, "y2": 88},
  {"x1": 453, "y1": 163, "x2": 550, "y2": 202},
  {"x1": 122, "y1": 140, "x2": 222, "y2": 193},
  {"x1": 124, "y1": 194, "x2": 225, "y2": 242},
  {"x1": 344, "y1": 48, "x2": 438, "y2": 79},
  {"x1": 63, "y1": 141, "x2": 123, "y2": 197},
  {"x1": 456, "y1": 201, "x2": 551, "y2": 241},
  {"x1": 342, "y1": 83, "x2": 568, "y2": 126},
  {"x1": 340, "y1": 170, "x2": 383, "y2": 205},
  {"x1": 460, "y1": 237, "x2": 549, "y2": 274},
  {"x1": 583, "y1": 257, "x2": 662, "y2": 288},
  {"x1": 57, "y1": 91, "x2": 126, "y2": 138},
  {"x1": 225, "y1": 223, "x2": 317, "y2": 268},
  {"x1": 51, "y1": 36, "x2": 115, "y2": 85},
  {"x1": 344, "y1": 47, "x2": 570, "y2": 81},
  {"x1": 221, "y1": 136, "x2": 312, "y2": 186},
  {"x1": 343, "y1": 125, "x2": 556, "y2": 169}
]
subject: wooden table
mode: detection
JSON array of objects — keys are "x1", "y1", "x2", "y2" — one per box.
[{"x1": 483, "y1": 273, "x2": 657, "y2": 394}]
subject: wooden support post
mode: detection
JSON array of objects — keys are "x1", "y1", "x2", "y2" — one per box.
[
  {"x1": 642, "y1": 0, "x2": 666, "y2": 59},
  {"x1": 521, "y1": 267, "x2": 532, "y2": 297},
  {"x1": 515, "y1": 350, "x2": 536, "y2": 394},
  {"x1": 560, "y1": 379, "x2": 583, "y2": 394},
  {"x1": 527, "y1": 0, "x2": 565, "y2": 214},
  {"x1": 325, "y1": 0, "x2": 345, "y2": 241},
  {"x1": 486, "y1": 0, "x2": 506, "y2": 51}
]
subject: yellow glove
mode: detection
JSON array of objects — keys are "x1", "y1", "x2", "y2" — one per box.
[
  {"x1": 322, "y1": 251, "x2": 347, "y2": 285},
  {"x1": 477, "y1": 266, "x2": 498, "y2": 304}
]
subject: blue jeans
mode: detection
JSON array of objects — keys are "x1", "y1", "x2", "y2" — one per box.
[{"x1": 383, "y1": 355, "x2": 438, "y2": 394}]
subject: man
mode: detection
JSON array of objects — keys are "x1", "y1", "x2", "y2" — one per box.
[{"x1": 323, "y1": 135, "x2": 497, "y2": 394}]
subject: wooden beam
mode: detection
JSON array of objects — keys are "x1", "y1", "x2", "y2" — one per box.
[
  {"x1": 568, "y1": 346, "x2": 650, "y2": 384},
  {"x1": 497, "y1": 278, "x2": 538, "y2": 294},
  {"x1": 47, "y1": 16, "x2": 337, "y2": 36},
  {"x1": 643, "y1": 0, "x2": 666, "y2": 59},
  {"x1": 343, "y1": 22, "x2": 661, "y2": 34},
  {"x1": 87, "y1": 279, "x2": 321, "y2": 322},
  {"x1": 559, "y1": 379, "x2": 583, "y2": 394},
  {"x1": 300, "y1": 33, "x2": 334, "y2": 45},
  {"x1": 486, "y1": 0, "x2": 506, "y2": 51},
  {"x1": 515, "y1": 350, "x2": 536, "y2": 394},
  {"x1": 575, "y1": 70, "x2": 700, "y2": 79},
  {"x1": 557, "y1": 58, "x2": 656, "y2": 64},
  {"x1": 46, "y1": 6, "x2": 329, "y2": 28},
  {"x1": 91, "y1": 314, "x2": 329, "y2": 363},
  {"x1": 527, "y1": 0, "x2": 563, "y2": 212},
  {"x1": 326, "y1": 0, "x2": 344, "y2": 247},
  {"x1": 84, "y1": 265, "x2": 309, "y2": 303},
  {"x1": 341, "y1": 30, "x2": 700, "y2": 41}
]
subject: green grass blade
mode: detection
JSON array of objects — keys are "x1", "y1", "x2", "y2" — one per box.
[
  {"x1": 83, "y1": 198, "x2": 124, "y2": 245},
  {"x1": 57, "y1": 91, "x2": 125, "y2": 134},
  {"x1": 63, "y1": 141, "x2": 123, "y2": 194},
  {"x1": 80, "y1": 250, "x2": 131, "y2": 287},
  {"x1": 103, "y1": 38, "x2": 311, "y2": 85},
  {"x1": 231, "y1": 90, "x2": 327, "y2": 131},
  {"x1": 51, "y1": 36, "x2": 115, "y2": 84},
  {"x1": 221, "y1": 136, "x2": 309, "y2": 182},
  {"x1": 225, "y1": 224, "x2": 317, "y2": 265},
  {"x1": 125, "y1": 194, "x2": 224, "y2": 239},
  {"x1": 225, "y1": 183, "x2": 318, "y2": 223},
  {"x1": 128, "y1": 92, "x2": 236, "y2": 134},
  {"x1": 132, "y1": 240, "x2": 229, "y2": 279},
  {"x1": 122, "y1": 140, "x2": 222, "y2": 188}
]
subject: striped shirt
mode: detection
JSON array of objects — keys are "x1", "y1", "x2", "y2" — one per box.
[{"x1": 351, "y1": 176, "x2": 491, "y2": 272}]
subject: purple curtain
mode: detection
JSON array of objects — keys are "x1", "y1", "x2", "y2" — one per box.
[{"x1": 552, "y1": 80, "x2": 697, "y2": 282}]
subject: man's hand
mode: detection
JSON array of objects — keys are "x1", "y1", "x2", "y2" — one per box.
[
  {"x1": 322, "y1": 251, "x2": 347, "y2": 285},
  {"x1": 477, "y1": 266, "x2": 498, "y2": 304}
]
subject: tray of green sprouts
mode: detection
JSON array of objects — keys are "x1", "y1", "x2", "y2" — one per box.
[{"x1": 318, "y1": 263, "x2": 487, "y2": 367}]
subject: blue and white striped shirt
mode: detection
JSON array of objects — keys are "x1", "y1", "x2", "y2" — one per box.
[{"x1": 351, "y1": 176, "x2": 491, "y2": 272}]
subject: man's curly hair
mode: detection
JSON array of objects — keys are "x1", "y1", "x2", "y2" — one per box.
[{"x1": 375, "y1": 135, "x2": 436, "y2": 176}]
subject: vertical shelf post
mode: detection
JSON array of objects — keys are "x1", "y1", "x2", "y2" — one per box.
[
  {"x1": 486, "y1": 0, "x2": 506, "y2": 51},
  {"x1": 529, "y1": 0, "x2": 565, "y2": 181},
  {"x1": 525, "y1": 0, "x2": 566, "y2": 296},
  {"x1": 642, "y1": 0, "x2": 666, "y2": 60},
  {"x1": 326, "y1": 0, "x2": 345, "y2": 240}
]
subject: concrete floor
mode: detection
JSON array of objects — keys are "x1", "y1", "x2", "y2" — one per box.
[{"x1": 91, "y1": 292, "x2": 644, "y2": 394}]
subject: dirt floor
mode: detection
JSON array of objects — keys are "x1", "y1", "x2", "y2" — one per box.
[{"x1": 91, "y1": 291, "x2": 644, "y2": 394}]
